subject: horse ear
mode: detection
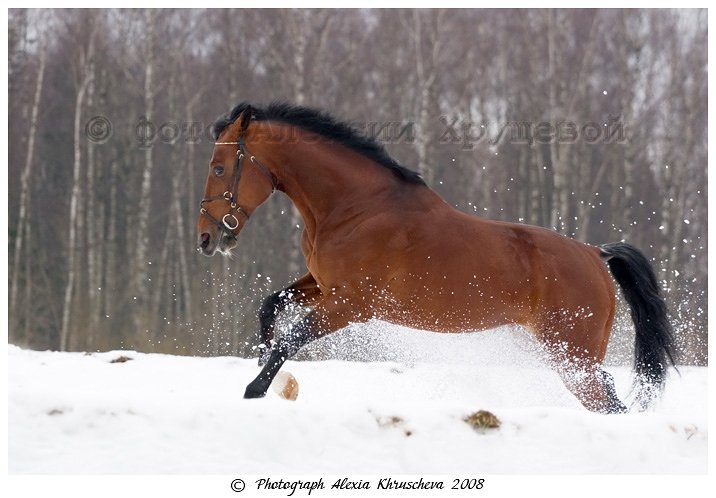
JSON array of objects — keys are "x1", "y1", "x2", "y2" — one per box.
[{"x1": 238, "y1": 105, "x2": 253, "y2": 133}]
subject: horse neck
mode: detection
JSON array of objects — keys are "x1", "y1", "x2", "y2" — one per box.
[{"x1": 249, "y1": 124, "x2": 403, "y2": 230}]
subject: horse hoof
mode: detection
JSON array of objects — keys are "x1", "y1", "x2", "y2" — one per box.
[
  {"x1": 598, "y1": 400, "x2": 628, "y2": 414},
  {"x1": 609, "y1": 402, "x2": 628, "y2": 414},
  {"x1": 271, "y1": 371, "x2": 299, "y2": 401}
]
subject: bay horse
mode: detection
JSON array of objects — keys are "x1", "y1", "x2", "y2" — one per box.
[{"x1": 196, "y1": 102, "x2": 676, "y2": 413}]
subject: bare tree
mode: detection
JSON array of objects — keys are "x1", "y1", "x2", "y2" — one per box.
[
  {"x1": 60, "y1": 15, "x2": 96, "y2": 351},
  {"x1": 410, "y1": 9, "x2": 444, "y2": 183},
  {"x1": 10, "y1": 38, "x2": 46, "y2": 338},
  {"x1": 132, "y1": 9, "x2": 157, "y2": 334}
]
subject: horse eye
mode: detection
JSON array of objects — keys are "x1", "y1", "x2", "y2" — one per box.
[{"x1": 213, "y1": 166, "x2": 224, "y2": 177}]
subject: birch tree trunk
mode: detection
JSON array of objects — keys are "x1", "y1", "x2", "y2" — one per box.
[
  {"x1": 10, "y1": 42, "x2": 45, "y2": 337},
  {"x1": 547, "y1": 10, "x2": 567, "y2": 232},
  {"x1": 411, "y1": 10, "x2": 442, "y2": 184},
  {"x1": 290, "y1": 11, "x2": 308, "y2": 105},
  {"x1": 60, "y1": 50, "x2": 94, "y2": 351},
  {"x1": 104, "y1": 159, "x2": 118, "y2": 342},
  {"x1": 85, "y1": 61, "x2": 100, "y2": 350},
  {"x1": 133, "y1": 9, "x2": 156, "y2": 333}
]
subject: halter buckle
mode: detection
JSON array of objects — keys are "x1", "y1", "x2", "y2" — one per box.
[
  {"x1": 223, "y1": 191, "x2": 232, "y2": 201},
  {"x1": 222, "y1": 213, "x2": 240, "y2": 230}
]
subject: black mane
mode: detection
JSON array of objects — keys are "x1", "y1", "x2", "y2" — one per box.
[{"x1": 212, "y1": 101, "x2": 425, "y2": 186}]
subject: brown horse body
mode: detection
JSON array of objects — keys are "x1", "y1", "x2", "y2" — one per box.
[{"x1": 197, "y1": 103, "x2": 675, "y2": 413}]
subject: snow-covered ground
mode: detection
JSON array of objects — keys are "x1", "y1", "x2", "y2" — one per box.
[{"x1": 8, "y1": 324, "x2": 707, "y2": 474}]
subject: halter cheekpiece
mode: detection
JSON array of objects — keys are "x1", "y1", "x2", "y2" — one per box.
[{"x1": 199, "y1": 136, "x2": 277, "y2": 239}]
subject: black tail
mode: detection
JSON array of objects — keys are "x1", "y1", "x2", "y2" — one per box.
[{"x1": 600, "y1": 242, "x2": 677, "y2": 410}]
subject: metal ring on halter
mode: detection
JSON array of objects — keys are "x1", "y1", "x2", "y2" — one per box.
[{"x1": 222, "y1": 213, "x2": 240, "y2": 230}]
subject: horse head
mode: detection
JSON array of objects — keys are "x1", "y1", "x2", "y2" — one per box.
[{"x1": 196, "y1": 105, "x2": 277, "y2": 256}]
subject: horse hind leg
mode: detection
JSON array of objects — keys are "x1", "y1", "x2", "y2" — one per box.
[
  {"x1": 539, "y1": 320, "x2": 627, "y2": 414},
  {"x1": 550, "y1": 348, "x2": 627, "y2": 413},
  {"x1": 554, "y1": 363, "x2": 627, "y2": 414},
  {"x1": 601, "y1": 370, "x2": 627, "y2": 413}
]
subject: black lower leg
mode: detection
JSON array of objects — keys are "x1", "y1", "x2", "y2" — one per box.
[
  {"x1": 244, "y1": 349, "x2": 289, "y2": 398},
  {"x1": 600, "y1": 370, "x2": 627, "y2": 414},
  {"x1": 257, "y1": 290, "x2": 294, "y2": 365},
  {"x1": 245, "y1": 315, "x2": 316, "y2": 399}
]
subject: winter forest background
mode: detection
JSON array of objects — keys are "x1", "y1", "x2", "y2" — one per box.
[{"x1": 7, "y1": 9, "x2": 707, "y2": 364}]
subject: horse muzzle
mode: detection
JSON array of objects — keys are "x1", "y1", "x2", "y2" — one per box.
[
  {"x1": 197, "y1": 231, "x2": 217, "y2": 256},
  {"x1": 197, "y1": 229, "x2": 238, "y2": 256}
]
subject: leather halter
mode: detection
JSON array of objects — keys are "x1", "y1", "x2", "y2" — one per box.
[{"x1": 199, "y1": 136, "x2": 277, "y2": 239}]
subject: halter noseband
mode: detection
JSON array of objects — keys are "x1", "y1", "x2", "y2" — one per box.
[{"x1": 199, "y1": 136, "x2": 278, "y2": 239}]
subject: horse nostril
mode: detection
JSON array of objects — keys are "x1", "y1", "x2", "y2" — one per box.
[{"x1": 200, "y1": 232, "x2": 211, "y2": 249}]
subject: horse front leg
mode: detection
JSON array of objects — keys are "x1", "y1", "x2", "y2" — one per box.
[
  {"x1": 245, "y1": 300, "x2": 353, "y2": 399},
  {"x1": 257, "y1": 272, "x2": 320, "y2": 366}
]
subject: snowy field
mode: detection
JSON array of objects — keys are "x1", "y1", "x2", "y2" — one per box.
[{"x1": 8, "y1": 324, "x2": 707, "y2": 475}]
